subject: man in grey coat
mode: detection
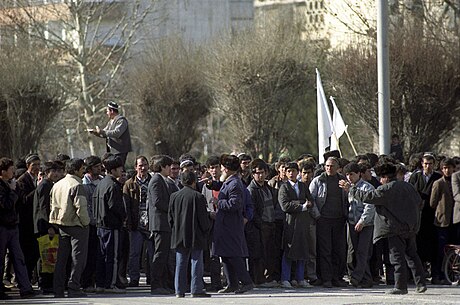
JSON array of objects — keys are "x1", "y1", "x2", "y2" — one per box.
[{"x1": 89, "y1": 101, "x2": 132, "y2": 167}]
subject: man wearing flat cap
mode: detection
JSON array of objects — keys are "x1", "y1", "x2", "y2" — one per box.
[{"x1": 89, "y1": 102, "x2": 132, "y2": 167}]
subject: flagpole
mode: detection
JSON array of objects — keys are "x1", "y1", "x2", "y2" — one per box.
[{"x1": 344, "y1": 128, "x2": 358, "y2": 156}]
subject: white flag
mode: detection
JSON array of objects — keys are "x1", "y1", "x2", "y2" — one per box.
[
  {"x1": 330, "y1": 96, "x2": 347, "y2": 151},
  {"x1": 316, "y1": 69, "x2": 333, "y2": 163}
]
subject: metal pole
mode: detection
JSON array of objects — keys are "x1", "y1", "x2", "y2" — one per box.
[{"x1": 377, "y1": 0, "x2": 391, "y2": 155}]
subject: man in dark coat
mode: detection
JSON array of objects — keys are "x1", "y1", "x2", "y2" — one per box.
[
  {"x1": 0, "y1": 158, "x2": 36, "y2": 299},
  {"x1": 93, "y1": 155, "x2": 126, "y2": 293},
  {"x1": 32, "y1": 161, "x2": 60, "y2": 293},
  {"x1": 278, "y1": 162, "x2": 313, "y2": 288},
  {"x1": 341, "y1": 162, "x2": 427, "y2": 295},
  {"x1": 169, "y1": 171, "x2": 211, "y2": 298},
  {"x1": 213, "y1": 154, "x2": 253, "y2": 294},
  {"x1": 409, "y1": 153, "x2": 442, "y2": 280},
  {"x1": 16, "y1": 153, "x2": 41, "y2": 281},
  {"x1": 246, "y1": 159, "x2": 278, "y2": 287},
  {"x1": 148, "y1": 155, "x2": 175, "y2": 295}
]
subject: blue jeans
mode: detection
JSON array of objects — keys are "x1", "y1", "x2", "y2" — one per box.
[
  {"x1": 128, "y1": 230, "x2": 152, "y2": 282},
  {"x1": 174, "y1": 247, "x2": 204, "y2": 294},
  {"x1": 281, "y1": 252, "x2": 304, "y2": 282}
]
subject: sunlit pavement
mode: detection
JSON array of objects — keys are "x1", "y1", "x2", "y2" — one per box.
[{"x1": 2, "y1": 284, "x2": 460, "y2": 305}]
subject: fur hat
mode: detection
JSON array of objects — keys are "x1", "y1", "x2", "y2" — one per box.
[{"x1": 220, "y1": 154, "x2": 240, "y2": 172}]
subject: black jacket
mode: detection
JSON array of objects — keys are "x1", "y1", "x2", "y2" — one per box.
[
  {"x1": 33, "y1": 178, "x2": 53, "y2": 235},
  {"x1": 0, "y1": 179, "x2": 19, "y2": 228},
  {"x1": 169, "y1": 186, "x2": 210, "y2": 250},
  {"x1": 349, "y1": 179, "x2": 422, "y2": 243},
  {"x1": 16, "y1": 172, "x2": 36, "y2": 234},
  {"x1": 94, "y1": 175, "x2": 126, "y2": 229}
]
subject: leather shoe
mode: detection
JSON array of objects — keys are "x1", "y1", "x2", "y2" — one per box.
[
  {"x1": 332, "y1": 279, "x2": 348, "y2": 287},
  {"x1": 218, "y1": 286, "x2": 237, "y2": 293},
  {"x1": 309, "y1": 279, "x2": 322, "y2": 286},
  {"x1": 235, "y1": 283, "x2": 254, "y2": 294},
  {"x1": 349, "y1": 277, "x2": 359, "y2": 288},
  {"x1": 176, "y1": 293, "x2": 185, "y2": 298},
  {"x1": 128, "y1": 281, "x2": 139, "y2": 287},
  {"x1": 192, "y1": 292, "x2": 211, "y2": 297},
  {"x1": 386, "y1": 288, "x2": 408, "y2": 295},
  {"x1": 322, "y1": 281, "x2": 332, "y2": 288},
  {"x1": 416, "y1": 285, "x2": 427, "y2": 293}
]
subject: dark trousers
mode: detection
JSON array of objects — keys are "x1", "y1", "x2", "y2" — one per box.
[
  {"x1": 150, "y1": 231, "x2": 172, "y2": 290},
  {"x1": 204, "y1": 225, "x2": 222, "y2": 288},
  {"x1": 81, "y1": 224, "x2": 99, "y2": 288},
  {"x1": 388, "y1": 233, "x2": 426, "y2": 290},
  {"x1": 260, "y1": 222, "x2": 277, "y2": 282},
  {"x1": 221, "y1": 256, "x2": 252, "y2": 288},
  {"x1": 433, "y1": 226, "x2": 455, "y2": 280},
  {"x1": 117, "y1": 228, "x2": 129, "y2": 287},
  {"x1": 0, "y1": 225, "x2": 32, "y2": 294},
  {"x1": 317, "y1": 217, "x2": 346, "y2": 282},
  {"x1": 348, "y1": 224, "x2": 373, "y2": 283},
  {"x1": 272, "y1": 220, "x2": 284, "y2": 281},
  {"x1": 18, "y1": 227, "x2": 39, "y2": 281},
  {"x1": 370, "y1": 238, "x2": 394, "y2": 283},
  {"x1": 54, "y1": 225, "x2": 89, "y2": 294},
  {"x1": 96, "y1": 228, "x2": 119, "y2": 289}
]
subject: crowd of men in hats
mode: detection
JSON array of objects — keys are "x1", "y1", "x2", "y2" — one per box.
[{"x1": 1, "y1": 102, "x2": 460, "y2": 299}]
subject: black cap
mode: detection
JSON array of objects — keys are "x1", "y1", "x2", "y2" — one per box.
[{"x1": 108, "y1": 101, "x2": 119, "y2": 110}]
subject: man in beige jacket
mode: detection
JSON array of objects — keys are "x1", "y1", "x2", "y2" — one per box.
[
  {"x1": 430, "y1": 158, "x2": 456, "y2": 285},
  {"x1": 50, "y1": 158, "x2": 90, "y2": 298}
]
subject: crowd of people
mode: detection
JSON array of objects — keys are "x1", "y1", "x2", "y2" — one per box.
[{"x1": 1, "y1": 102, "x2": 460, "y2": 300}]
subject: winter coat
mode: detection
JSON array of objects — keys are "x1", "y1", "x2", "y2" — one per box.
[
  {"x1": 93, "y1": 175, "x2": 125, "y2": 229},
  {"x1": 33, "y1": 178, "x2": 54, "y2": 235},
  {"x1": 0, "y1": 179, "x2": 19, "y2": 228},
  {"x1": 348, "y1": 179, "x2": 422, "y2": 243},
  {"x1": 148, "y1": 173, "x2": 173, "y2": 232},
  {"x1": 309, "y1": 172, "x2": 348, "y2": 219},
  {"x1": 49, "y1": 174, "x2": 90, "y2": 227},
  {"x1": 101, "y1": 114, "x2": 132, "y2": 154},
  {"x1": 347, "y1": 179, "x2": 375, "y2": 226},
  {"x1": 169, "y1": 186, "x2": 210, "y2": 250},
  {"x1": 278, "y1": 180, "x2": 312, "y2": 260},
  {"x1": 430, "y1": 176, "x2": 454, "y2": 227},
  {"x1": 212, "y1": 174, "x2": 248, "y2": 257}
]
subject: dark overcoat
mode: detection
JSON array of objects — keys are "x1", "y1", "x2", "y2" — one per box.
[
  {"x1": 278, "y1": 181, "x2": 312, "y2": 260},
  {"x1": 212, "y1": 174, "x2": 248, "y2": 257},
  {"x1": 169, "y1": 186, "x2": 210, "y2": 250}
]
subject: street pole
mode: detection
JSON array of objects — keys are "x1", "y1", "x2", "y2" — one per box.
[{"x1": 377, "y1": 0, "x2": 391, "y2": 155}]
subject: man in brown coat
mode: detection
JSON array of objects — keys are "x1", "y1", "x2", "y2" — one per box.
[{"x1": 430, "y1": 158, "x2": 456, "y2": 285}]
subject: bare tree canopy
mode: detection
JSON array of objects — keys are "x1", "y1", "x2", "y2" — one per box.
[
  {"x1": 1, "y1": 0, "x2": 158, "y2": 155},
  {"x1": 329, "y1": 23, "x2": 460, "y2": 159},
  {"x1": 206, "y1": 24, "x2": 314, "y2": 161},
  {"x1": 128, "y1": 37, "x2": 212, "y2": 158},
  {"x1": 0, "y1": 48, "x2": 64, "y2": 158}
]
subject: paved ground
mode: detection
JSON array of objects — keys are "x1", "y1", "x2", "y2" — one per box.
[{"x1": 2, "y1": 284, "x2": 460, "y2": 305}]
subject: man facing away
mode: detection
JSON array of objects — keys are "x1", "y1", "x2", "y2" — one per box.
[
  {"x1": 340, "y1": 162, "x2": 427, "y2": 295},
  {"x1": 93, "y1": 155, "x2": 127, "y2": 293},
  {"x1": 169, "y1": 170, "x2": 211, "y2": 298},
  {"x1": 88, "y1": 101, "x2": 132, "y2": 167},
  {"x1": 49, "y1": 158, "x2": 90, "y2": 298}
]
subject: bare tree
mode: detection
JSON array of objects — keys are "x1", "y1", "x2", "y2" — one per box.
[
  {"x1": 1, "y1": 0, "x2": 160, "y2": 155},
  {"x1": 127, "y1": 37, "x2": 212, "y2": 158},
  {"x1": 205, "y1": 23, "x2": 314, "y2": 161},
  {"x1": 328, "y1": 23, "x2": 460, "y2": 158},
  {"x1": 0, "y1": 47, "x2": 63, "y2": 158}
]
